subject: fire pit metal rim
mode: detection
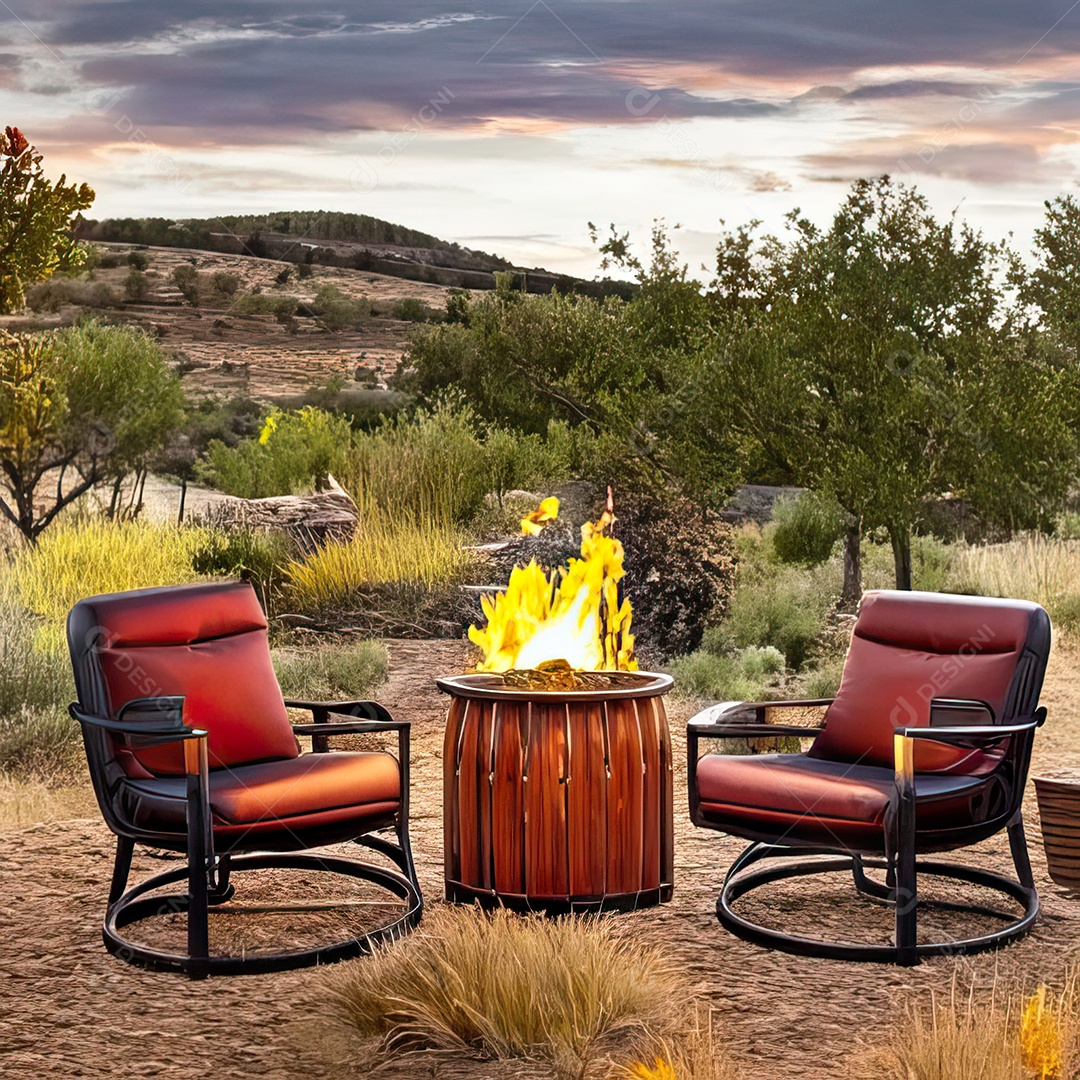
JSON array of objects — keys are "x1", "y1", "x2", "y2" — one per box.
[{"x1": 436, "y1": 670, "x2": 673, "y2": 702}]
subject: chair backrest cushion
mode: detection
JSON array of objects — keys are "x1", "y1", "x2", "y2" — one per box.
[
  {"x1": 810, "y1": 590, "x2": 1048, "y2": 773},
  {"x1": 70, "y1": 581, "x2": 298, "y2": 776}
]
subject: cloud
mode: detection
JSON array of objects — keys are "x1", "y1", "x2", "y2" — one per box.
[
  {"x1": 844, "y1": 80, "x2": 998, "y2": 100},
  {"x1": 9, "y1": 0, "x2": 1079, "y2": 141},
  {"x1": 3, "y1": 0, "x2": 1079, "y2": 204}
]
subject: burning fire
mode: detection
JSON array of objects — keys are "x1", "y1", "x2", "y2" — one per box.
[{"x1": 469, "y1": 493, "x2": 637, "y2": 672}]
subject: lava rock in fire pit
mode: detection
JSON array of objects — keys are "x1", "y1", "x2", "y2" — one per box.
[{"x1": 500, "y1": 660, "x2": 646, "y2": 692}]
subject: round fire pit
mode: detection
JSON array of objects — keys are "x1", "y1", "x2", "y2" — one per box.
[{"x1": 437, "y1": 671, "x2": 674, "y2": 913}]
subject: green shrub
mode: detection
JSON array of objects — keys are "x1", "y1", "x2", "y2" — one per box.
[
  {"x1": 860, "y1": 533, "x2": 954, "y2": 592},
  {"x1": 272, "y1": 639, "x2": 388, "y2": 701},
  {"x1": 171, "y1": 264, "x2": 200, "y2": 305},
  {"x1": 721, "y1": 567, "x2": 832, "y2": 670},
  {"x1": 25, "y1": 277, "x2": 119, "y2": 312},
  {"x1": 446, "y1": 288, "x2": 471, "y2": 324},
  {"x1": 313, "y1": 283, "x2": 369, "y2": 329},
  {"x1": 124, "y1": 269, "x2": 150, "y2": 301},
  {"x1": 769, "y1": 492, "x2": 846, "y2": 566},
  {"x1": 0, "y1": 596, "x2": 72, "y2": 719},
  {"x1": 0, "y1": 702, "x2": 81, "y2": 775},
  {"x1": 0, "y1": 591, "x2": 76, "y2": 775},
  {"x1": 337, "y1": 404, "x2": 489, "y2": 524},
  {"x1": 738, "y1": 644, "x2": 786, "y2": 680},
  {"x1": 189, "y1": 528, "x2": 292, "y2": 591},
  {"x1": 203, "y1": 406, "x2": 354, "y2": 499},
  {"x1": 209, "y1": 270, "x2": 240, "y2": 299},
  {"x1": 801, "y1": 655, "x2": 845, "y2": 698},
  {"x1": 233, "y1": 291, "x2": 299, "y2": 323},
  {"x1": 392, "y1": 297, "x2": 432, "y2": 322},
  {"x1": 1056, "y1": 511, "x2": 1080, "y2": 540},
  {"x1": 668, "y1": 645, "x2": 782, "y2": 702},
  {"x1": 127, "y1": 250, "x2": 150, "y2": 270},
  {"x1": 1049, "y1": 592, "x2": 1080, "y2": 636}
]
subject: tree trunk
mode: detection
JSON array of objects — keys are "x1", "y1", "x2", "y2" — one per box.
[
  {"x1": 108, "y1": 475, "x2": 123, "y2": 520},
  {"x1": 890, "y1": 526, "x2": 913, "y2": 590},
  {"x1": 842, "y1": 517, "x2": 862, "y2": 609},
  {"x1": 177, "y1": 477, "x2": 187, "y2": 525}
]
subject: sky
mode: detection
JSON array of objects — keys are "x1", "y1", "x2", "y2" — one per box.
[{"x1": 1, "y1": 1, "x2": 1078, "y2": 278}]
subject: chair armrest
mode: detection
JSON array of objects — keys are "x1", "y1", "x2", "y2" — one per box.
[
  {"x1": 688, "y1": 698, "x2": 831, "y2": 739},
  {"x1": 283, "y1": 698, "x2": 396, "y2": 723},
  {"x1": 292, "y1": 721, "x2": 407, "y2": 738},
  {"x1": 894, "y1": 710, "x2": 1045, "y2": 748},
  {"x1": 69, "y1": 697, "x2": 205, "y2": 745},
  {"x1": 284, "y1": 698, "x2": 407, "y2": 755}
]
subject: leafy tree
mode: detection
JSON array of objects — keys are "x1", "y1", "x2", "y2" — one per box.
[
  {"x1": 703, "y1": 177, "x2": 1079, "y2": 596},
  {"x1": 0, "y1": 322, "x2": 185, "y2": 541},
  {"x1": 1014, "y1": 194, "x2": 1080, "y2": 362},
  {"x1": 171, "y1": 264, "x2": 200, "y2": 307},
  {"x1": 0, "y1": 126, "x2": 95, "y2": 313}
]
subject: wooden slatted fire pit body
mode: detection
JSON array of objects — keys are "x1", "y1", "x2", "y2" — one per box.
[{"x1": 438, "y1": 671, "x2": 674, "y2": 913}]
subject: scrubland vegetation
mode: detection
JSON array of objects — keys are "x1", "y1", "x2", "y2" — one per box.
[{"x1": 6, "y1": 124, "x2": 1080, "y2": 1080}]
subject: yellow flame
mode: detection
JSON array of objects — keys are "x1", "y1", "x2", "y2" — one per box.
[
  {"x1": 1020, "y1": 986, "x2": 1064, "y2": 1080},
  {"x1": 621, "y1": 1060, "x2": 678, "y2": 1080},
  {"x1": 520, "y1": 496, "x2": 560, "y2": 536},
  {"x1": 470, "y1": 499, "x2": 636, "y2": 672}
]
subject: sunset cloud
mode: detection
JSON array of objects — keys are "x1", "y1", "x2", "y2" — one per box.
[{"x1": 1, "y1": 1, "x2": 1077, "y2": 274}]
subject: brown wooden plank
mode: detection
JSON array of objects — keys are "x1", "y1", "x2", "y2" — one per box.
[
  {"x1": 656, "y1": 698, "x2": 675, "y2": 888},
  {"x1": 637, "y1": 699, "x2": 662, "y2": 891},
  {"x1": 456, "y1": 698, "x2": 484, "y2": 889},
  {"x1": 524, "y1": 704, "x2": 569, "y2": 898},
  {"x1": 492, "y1": 701, "x2": 526, "y2": 894},
  {"x1": 605, "y1": 700, "x2": 644, "y2": 895},
  {"x1": 476, "y1": 701, "x2": 495, "y2": 890},
  {"x1": 567, "y1": 702, "x2": 608, "y2": 897},
  {"x1": 442, "y1": 697, "x2": 466, "y2": 885}
]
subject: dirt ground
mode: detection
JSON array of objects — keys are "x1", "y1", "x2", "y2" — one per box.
[
  {"x1": 3, "y1": 638, "x2": 1080, "y2": 1080},
  {"x1": 0, "y1": 244, "x2": 453, "y2": 399}
]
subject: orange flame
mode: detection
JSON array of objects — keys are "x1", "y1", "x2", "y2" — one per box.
[{"x1": 469, "y1": 493, "x2": 636, "y2": 672}]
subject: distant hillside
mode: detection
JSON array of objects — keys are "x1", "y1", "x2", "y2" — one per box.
[{"x1": 75, "y1": 212, "x2": 634, "y2": 299}]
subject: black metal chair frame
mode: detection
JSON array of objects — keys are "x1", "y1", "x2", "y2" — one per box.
[
  {"x1": 688, "y1": 695, "x2": 1047, "y2": 966},
  {"x1": 71, "y1": 694, "x2": 422, "y2": 979}
]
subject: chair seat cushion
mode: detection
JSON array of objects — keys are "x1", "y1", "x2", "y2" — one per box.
[
  {"x1": 121, "y1": 751, "x2": 400, "y2": 843},
  {"x1": 696, "y1": 752, "x2": 990, "y2": 849}
]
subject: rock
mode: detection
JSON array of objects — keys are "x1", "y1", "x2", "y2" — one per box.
[
  {"x1": 719, "y1": 484, "x2": 804, "y2": 525},
  {"x1": 206, "y1": 475, "x2": 357, "y2": 551}
]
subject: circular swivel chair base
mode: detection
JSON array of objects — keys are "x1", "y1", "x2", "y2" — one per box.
[
  {"x1": 718, "y1": 845, "x2": 1038, "y2": 965},
  {"x1": 105, "y1": 852, "x2": 422, "y2": 977}
]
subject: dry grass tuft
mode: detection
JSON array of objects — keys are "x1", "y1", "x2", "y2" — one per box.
[
  {"x1": 609, "y1": 1009, "x2": 741, "y2": 1080},
  {"x1": 321, "y1": 906, "x2": 727, "y2": 1077},
  {"x1": 852, "y1": 968, "x2": 1080, "y2": 1080},
  {"x1": 0, "y1": 771, "x2": 95, "y2": 830}
]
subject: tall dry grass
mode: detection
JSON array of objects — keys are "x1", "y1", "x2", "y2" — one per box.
[
  {"x1": 285, "y1": 504, "x2": 473, "y2": 611},
  {"x1": 11, "y1": 518, "x2": 206, "y2": 650},
  {"x1": 321, "y1": 907, "x2": 735, "y2": 1078},
  {"x1": 852, "y1": 968, "x2": 1080, "y2": 1080},
  {"x1": 948, "y1": 535, "x2": 1080, "y2": 636}
]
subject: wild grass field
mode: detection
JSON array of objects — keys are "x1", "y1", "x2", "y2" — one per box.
[{"x1": 3, "y1": 180, "x2": 1080, "y2": 1078}]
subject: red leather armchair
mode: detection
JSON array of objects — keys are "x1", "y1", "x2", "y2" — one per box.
[
  {"x1": 67, "y1": 580, "x2": 422, "y2": 977},
  {"x1": 687, "y1": 589, "x2": 1050, "y2": 965}
]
